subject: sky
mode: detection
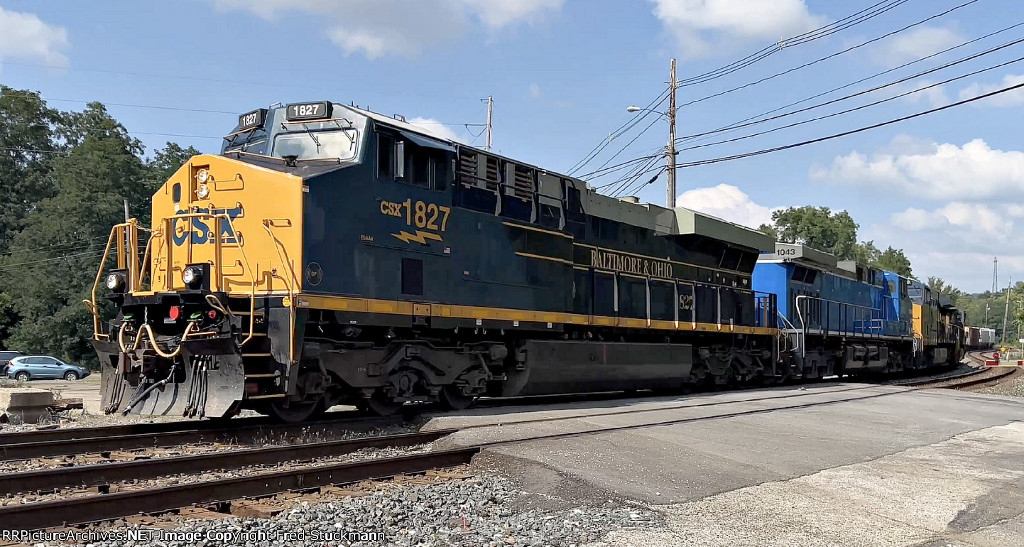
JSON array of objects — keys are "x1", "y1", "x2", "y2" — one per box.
[{"x1": 0, "y1": 0, "x2": 1021, "y2": 293}]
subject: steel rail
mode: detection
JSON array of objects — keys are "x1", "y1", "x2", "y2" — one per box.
[
  {"x1": 0, "y1": 414, "x2": 402, "y2": 461},
  {"x1": 0, "y1": 447, "x2": 478, "y2": 531},
  {"x1": 0, "y1": 409, "x2": 366, "y2": 446},
  {"x1": 0, "y1": 429, "x2": 455, "y2": 496}
]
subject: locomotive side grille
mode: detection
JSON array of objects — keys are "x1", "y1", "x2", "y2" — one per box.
[
  {"x1": 485, "y1": 156, "x2": 500, "y2": 188},
  {"x1": 459, "y1": 150, "x2": 478, "y2": 184},
  {"x1": 512, "y1": 165, "x2": 535, "y2": 200}
]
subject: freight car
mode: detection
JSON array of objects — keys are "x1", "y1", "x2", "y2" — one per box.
[
  {"x1": 752, "y1": 243, "x2": 916, "y2": 377},
  {"x1": 87, "y1": 101, "x2": 786, "y2": 421}
]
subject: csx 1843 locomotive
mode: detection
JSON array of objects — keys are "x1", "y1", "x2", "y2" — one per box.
[{"x1": 87, "y1": 101, "x2": 961, "y2": 421}]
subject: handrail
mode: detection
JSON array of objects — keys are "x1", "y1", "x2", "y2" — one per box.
[
  {"x1": 794, "y1": 295, "x2": 911, "y2": 340},
  {"x1": 85, "y1": 221, "x2": 138, "y2": 338},
  {"x1": 263, "y1": 220, "x2": 300, "y2": 364},
  {"x1": 166, "y1": 211, "x2": 258, "y2": 346},
  {"x1": 87, "y1": 214, "x2": 260, "y2": 348}
]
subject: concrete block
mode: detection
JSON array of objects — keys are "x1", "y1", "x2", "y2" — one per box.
[
  {"x1": 0, "y1": 387, "x2": 54, "y2": 409},
  {"x1": 0, "y1": 387, "x2": 54, "y2": 424}
]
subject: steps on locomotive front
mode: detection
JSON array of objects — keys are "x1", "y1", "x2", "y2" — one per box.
[{"x1": 226, "y1": 299, "x2": 287, "y2": 399}]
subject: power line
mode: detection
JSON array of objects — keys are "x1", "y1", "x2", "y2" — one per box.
[
  {"x1": 674, "y1": 52, "x2": 1024, "y2": 153},
  {"x1": 677, "y1": 0, "x2": 982, "y2": 110},
  {"x1": 566, "y1": 88, "x2": 671, "y2": 175},
  {"x1": 678, "y1": 0, "x2": 910, "y2": 87},
  {"x1": 675, "y1": 21, "x2": 1024, "y2": 144},
  {"x1": 616, "y1": 78, "x2": 1024, "y2": 195},
  {"x1": 675, "y1": 79, "x2": 1024, "y2": 169}
]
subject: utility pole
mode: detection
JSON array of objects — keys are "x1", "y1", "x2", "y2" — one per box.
[
  {"x1": 666, "y1": 58, "x2": 677, "y2": 208},
  {"x1": 1002, "y1": 275, "x2": 1012, "y2": 345},
  {"x1": 484, "y1": 96, "x2": 493, "y2": 151},
  {"x1": 992, "y1": 257, "x2": 998, "y2": 293}
]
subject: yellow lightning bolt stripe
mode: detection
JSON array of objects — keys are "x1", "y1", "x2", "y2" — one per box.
[{"x1": 391, "y1": 230, "x2": 443, "y2": 244}]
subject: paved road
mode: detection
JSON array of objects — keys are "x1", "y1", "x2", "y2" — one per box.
[{"x1": 426, "y1": 383, "x2": 1024, "y2": 547}]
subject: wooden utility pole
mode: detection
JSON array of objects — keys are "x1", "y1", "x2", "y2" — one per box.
[
  {"x1": 485, "y1": 96, "x2": 493, "y2": 151},
  {"x1": 1002, "y1": 276, "x2": 1012, "y2": 344},
  {"x1": 666, "y1": 58, "x2": 677, "y2": 208}
]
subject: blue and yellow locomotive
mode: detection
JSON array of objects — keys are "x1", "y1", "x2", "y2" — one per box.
[
  {"x1": 87, "y1": 100, "x2": 961, "y2": 421},
  {"x1": 88, "y1": 101, "x2": 784, "y2": 420}
]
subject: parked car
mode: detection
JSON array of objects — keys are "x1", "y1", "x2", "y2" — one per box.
[
  {"x1": 5, "y1": 356, "x2": 91, "y2": 381},
  {"x1": 0, "y1": 350, "x2": 23, "y2": 377}
]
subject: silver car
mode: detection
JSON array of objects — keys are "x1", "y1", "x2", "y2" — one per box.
[{"x1": 5, "y1": 356, "x2": 91, "y2": 381}]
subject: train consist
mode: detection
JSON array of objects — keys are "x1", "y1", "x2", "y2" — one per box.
[
  {"x1": 87, "y1": 100, "x2": 965, "y2": 421},
  {"x1": 965, "y1": 326, "x2": 997, "y2": 350}
]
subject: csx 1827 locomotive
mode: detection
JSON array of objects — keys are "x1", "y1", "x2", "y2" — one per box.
[{"x1": 87, "y1": 100, "x2": 962, "y2": 421}]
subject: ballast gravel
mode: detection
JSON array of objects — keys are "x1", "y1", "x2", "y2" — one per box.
[{"x1": 79, "y1": 475, "x2": 661, "y2": 547}]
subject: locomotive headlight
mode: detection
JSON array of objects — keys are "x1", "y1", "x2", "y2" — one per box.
[
  {"x1": 196, "y1": 183, "x2": 210, "y2": 199},
  {"x1": 105, "y1": 272, "x2": 126, "y2": 293},
  {"x1": 196, "y1": 168, "x2": 210, "y2": 184},
  {"x1": 182, "y1": 266, "x2": 203, "y2": 289}
]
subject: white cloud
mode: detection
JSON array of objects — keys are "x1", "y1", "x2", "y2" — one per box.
[
  {"x1": 650, "y1": 0, "x2": 825, "y2": 58},
  {"x1": 892, "y1": 79, "x2": 949, "y2": 108},
  {"x1": 528, "y1": 83, "x2": 543, "y2": 99},
  {"x1": 0, "y1": 7, "x2": 69, "y2": 67},
  {"x1": 870, "y1": 26, "x2": 964, "y2": 68},
  {"x1": 408, "y1": 117, "x2": 462, "y2": 142},
  {"x1": 958, "y1": 74, "x2": 1024, "y2": 108},
  {"x1": 811, "y1": 137, "x2": 1024, "y2": 202},
  {"x1": 676, "y1": 183, "x2": 775, "y2": 228},
  {"x1": 865, "y1": 201, "x2": 1021, "y2": 291},
  {"x1": 213, "y1": 0, "x2": 563, "y2": 58}
]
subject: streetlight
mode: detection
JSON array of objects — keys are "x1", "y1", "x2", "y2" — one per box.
[{"x1": 626, "y1": 58, "x2": 677, "y2": 208}]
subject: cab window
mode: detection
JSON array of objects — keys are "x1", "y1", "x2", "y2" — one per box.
[{"x1": 377, "y1": 134, "x2": 394, "y2": 179}]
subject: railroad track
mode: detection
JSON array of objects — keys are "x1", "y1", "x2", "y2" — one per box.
[
  {"x1": 0, "y1": 413, "x2": 404, "y2": 461},
  {"x1": 2, "y1": 368, "x2": 1021, "y2": 532},
  {"x1": 0, "y1": 444, "x2": 477, "y2": 531}
]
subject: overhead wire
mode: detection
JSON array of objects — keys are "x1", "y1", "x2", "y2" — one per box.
[
  {"x1": 676, "y1": 0, "x2": 982, "y2": 110},
  {"x1": 566, "y1": 87, "x2": 671, "y2": 175},
  {"x1": 675, "y1": 79, "x2": 1024, "y2": 169},
  {"x1": 674, "y1": 49, "x2": 1024, "y2": 153},
  {"x1": 677, "y1": 0, "x2": 911, "y2": 87},
  {"x1": 614, "y1": 79, "x2": 1024, "y2": 195},
  {"x1": 675, "y1": 20, "x2": 1024, "y2": 144}
]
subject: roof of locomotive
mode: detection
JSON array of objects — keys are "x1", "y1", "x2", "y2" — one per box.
[{"x1": 227, "y1": 101, "x2": 775, "y2": 253}]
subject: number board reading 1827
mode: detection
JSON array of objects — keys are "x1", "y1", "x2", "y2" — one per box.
[
  {"x1": 237, "y1": 108, "x2": 267, "y2": 131},
  {"x1": 286, "y1": 101, "x2": 333, "y2": 121}
]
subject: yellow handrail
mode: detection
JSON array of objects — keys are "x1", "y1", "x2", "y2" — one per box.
[
  {"x1": 86, "y1": 221, "x2": 138, "y2": 338},
  {"x1": 263, "y1": 220, "x2": 300, "y2": 364},
  {"x1": 87, "y1": 213, "x2": 260, "y2": 348},
  {"x1": 160, "y1": 211, "x2": 259, "y2": 346}
]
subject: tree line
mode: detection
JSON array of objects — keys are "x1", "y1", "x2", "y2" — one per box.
[{"x1": 0, "y1": 87, "x2": 199, "y2": 366}]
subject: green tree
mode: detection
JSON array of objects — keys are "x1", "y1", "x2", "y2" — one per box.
[
  {"x1": 926, "y1": 277, "x2": 964, "y2": 301},
  {"x1": 875, "y1": 246, "x2": 912, "y2": 277},
  {"x1": 0, "y1": 87, "x2": 60, "y2": 254},
  {"x1": 147, "y1": 142, "x2": 201, "y2": 183},
  {"x1": 0, "y1": 103, "x2": 150, "y2": 364},
  {"x1": 763, "y1": 206, "x2": 860, "y2": 259}
]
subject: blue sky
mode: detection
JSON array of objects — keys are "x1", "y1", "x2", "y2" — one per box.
[{"x1": 1, "y1": 0, "x2": 1021, "y2": 292}]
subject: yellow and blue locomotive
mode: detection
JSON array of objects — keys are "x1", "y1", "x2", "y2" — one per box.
[{"x1": 88, "y1": 101, "x2": 784, "y2": 421}]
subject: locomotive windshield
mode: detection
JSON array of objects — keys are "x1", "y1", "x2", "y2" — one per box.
[{"x1": 271, "y1": 118, "x2": 364, "y2": 161}]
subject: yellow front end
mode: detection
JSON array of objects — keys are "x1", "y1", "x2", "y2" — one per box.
[
  {"x1": 88, "y1": 154, "x2": 306, "y2": 418},
  {"x1": 147, "y1": 154, "x2": 304, "y2": 298}
]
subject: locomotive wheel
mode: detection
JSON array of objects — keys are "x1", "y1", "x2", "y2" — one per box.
[
  {"x1": 439, "y1": 385, "x2": 475, "y2": 411},
  {"x1": 267, "y1": 397, "x2": 326, "y2": 423}
]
